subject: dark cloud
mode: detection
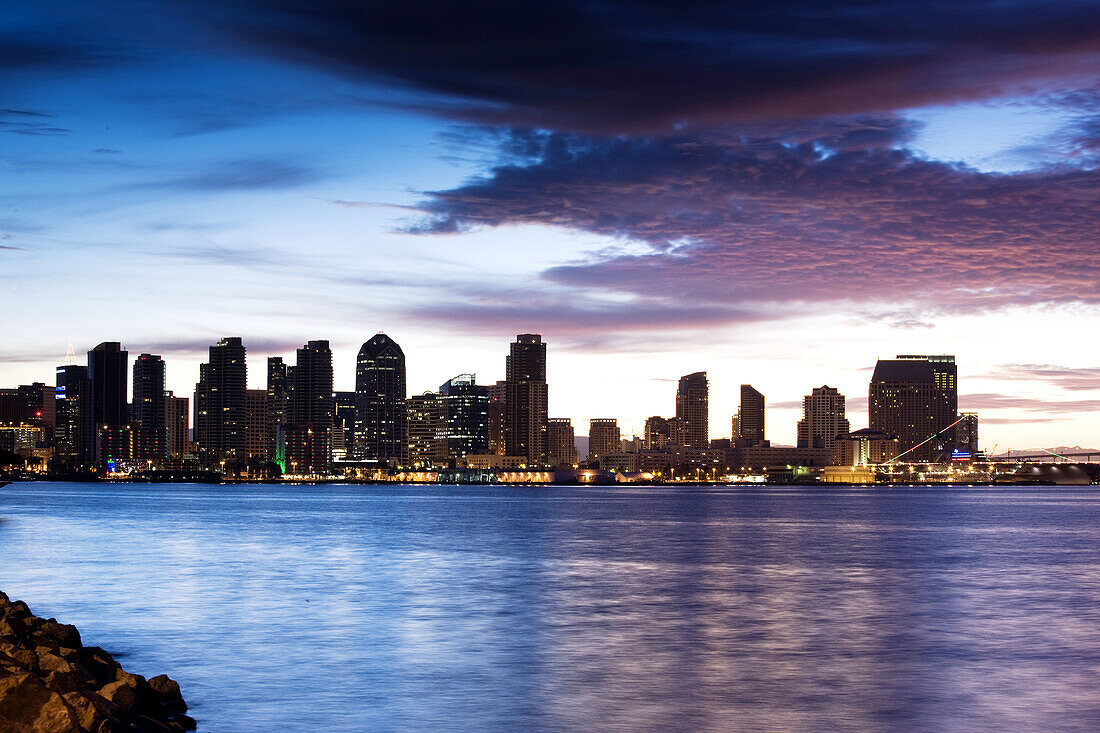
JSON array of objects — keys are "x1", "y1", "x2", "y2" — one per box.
[
  {"x1": 199, "y1": 1, "x2": 1100, "y2": 133},
  {"x1": 0, "y1": 108, "x2": 69, "y2": 136},
  {"x1": 408, "y1": 123, "x2": 1100, "y2": 324}
]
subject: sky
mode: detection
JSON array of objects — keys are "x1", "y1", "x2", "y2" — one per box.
[{"x1": 4, "y1": 1, "x2": 1100, "y2": 449}]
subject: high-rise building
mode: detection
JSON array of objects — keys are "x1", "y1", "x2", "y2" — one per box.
[
  {"x1": 667, "y1": 416, "x2": 688, "y2": 446},
  {"x1": 796, "y1": 385, "x2": 849, "y2": 451},
  {"x1": 131, "y1": 354, "x2": 167, "y2": 461},
  {"x1": 644, "y1": 416, "x2": 670, "y2": 449},
  {"x1": 88, "y1": 342, "x2": 130, "y2": 466},
  {"x1": 266, "y1": 357, "x2": 288, "y2": 469},
  {"x1": 333, "y1": 391, "x2": 357, "y2": 462},
  {"x1": 439, "y1": 374, "x2": 489, "y2": 466},
  {"x1": 54, "y1": 365, "x2": 89, "y2": 466},
  {"x1": 406, "y1": 392, "x2": 441, "y2": 469},
  {"x1": 286, "y1": 340, "x2": 334, "y2": 475},
  {"x1": 675, "y1": 372, "x2": 709, "y2": 448},
  {"x1": 165, "y1": 391, "x2": 189, "y2": 459},
  {"x1": 739, "y1": 385, "x2": 765, "y2": 446},
  {"x1": 505, "y1": 334, "x2": 548, "y2": 465},
  {"x1": 869, "y1": 355, "x2": 958, "y2": 463},
  {"x1": 547, "y1": 418, "x2": 577, "y2": 467},
  {"x1": 194, "y1": 337, "x2": 247, "y2": 461},
  {"x1": 245, "y1": 389, "x2": 270, "y2": 459},
  {"x1": 488, "y1": 381, "x2": 507, "y2": 455},
  {"x1": 588, "y1": 419, "x2": 620, "y2": 461},
  {"x1": 354, "y1": 333, "x2": 407, "y2": 464},
  {"x1": 0, "y1": 383, "x2": 56, "y2": 441},
  {"x1": 956, "y1": 412, "x2": 979, "y2": 456}
]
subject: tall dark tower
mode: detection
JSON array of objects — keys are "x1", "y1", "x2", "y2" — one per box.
[
  {"x1": 88, "y1": 342, "x2": 130, "y2": 466},
  {"x1": 869, "y1": 355, "x2": 957, "y2": 462},
  {"x1": 55, "y1": 364, "x2": 89, "y2": 467},
  {"x1": 286, "y1": 340, "x2": 334, "y2": 475},
  {"x1": 194, "y1": 337, "x2": 247, "y2": 461},
  {"x1": 675, "y1": 372, "x2": 709, "y2": 448},
  {"x1": 739, "y1": 384, "x2": 765, "y2": 446},
  {"x1": 131, "y1": 353, "x2": 167, "y2": 461},
  {"x1": 438, "y1": 374, "x2": 489, "y2": 466},
  {"x1": 354, "y1": 333, "x2": 407, "y2": 464},
  {"x1": 267, "y1": 356, "x2": 288, "y2": 469},
  {"x1": 505, "y1": 334, "x2": 548, "y2": 465}
]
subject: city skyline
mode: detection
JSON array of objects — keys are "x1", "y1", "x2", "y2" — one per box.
[
  {"x1": 5, "y1": 3, "x2": 1100, "y2": 448},
  {"x1": 2, "y1": 331, "x2": 1081, "y2": 456}
]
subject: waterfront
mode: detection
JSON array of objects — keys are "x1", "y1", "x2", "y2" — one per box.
[{"x1": 4, "y1": 483, "x2": 1100, "y2": 731}]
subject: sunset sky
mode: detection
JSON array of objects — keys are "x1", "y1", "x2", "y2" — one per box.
[{"x1": 4, "y1": 1, "x2": 1100, "y2": 448}]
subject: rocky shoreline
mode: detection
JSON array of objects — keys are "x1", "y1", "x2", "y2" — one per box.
[{"x1": 0, "y1": 591, "x2": 195, "y2": 732}]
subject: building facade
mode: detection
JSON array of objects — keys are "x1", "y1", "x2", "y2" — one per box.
[
  {"x1": 286, "y1": 340, "x2": 334, "y2": 475},
  {"x1": 869, "y1": 355, "x2": 958, "y2": 462},
  {"x1": 505, "y1": 334, "x2": 548, "y2": 465},
  {"x1": 739, "y1": 384, "x2": 765, "y2": 446},
  {"x1": 88, "y1": 342, "x2": 130, "y2": 467},
  {"x1": 194, "y1": 337, "x2": 247, "y2": 462},
  {"x1": 588, "y1": 418, "x2": 620, "y2": 461},
  {"x1": 165, "y1": 391, "x2": 189, "y2": 459},
  {"x1": 438, "y1": 374, "x2": 489, "y2": 466},
  {"x1": 796, "y1": 385, "x2": 849, "y2": 451},
  {"x1": 354, "y1": 333, "x2": 407, "y2": 465},
  {"x1": 131, "y1": 353, "x2": 167, "y2": 461},
  {"x1": 675, "y1": 372, "x2": 709, "y2": 448},
  {"x1": 547, "y1": 417, "x2": 577, "y2": 467}
]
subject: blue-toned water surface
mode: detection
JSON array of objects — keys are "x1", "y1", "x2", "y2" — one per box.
[{"x1": 3, "y1": 482, "x2": 1100, "y2": 732}]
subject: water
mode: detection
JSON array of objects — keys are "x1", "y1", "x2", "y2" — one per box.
[{"x1": 3, "y1": 482, "x2": 1100, "y2": 732}]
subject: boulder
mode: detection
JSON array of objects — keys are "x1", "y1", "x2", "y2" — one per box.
[{"x1": 0, "y1": 591, "x2": 195, "y2": 732}]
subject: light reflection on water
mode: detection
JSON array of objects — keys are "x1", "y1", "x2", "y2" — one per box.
[{"x1": 3, "y1": 483, "x2": 1100, "y2": 732}]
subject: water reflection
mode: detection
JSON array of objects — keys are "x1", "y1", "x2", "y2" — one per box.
[{"x1": 2, "y1": 484, "x2": 1100, "y2": 731}]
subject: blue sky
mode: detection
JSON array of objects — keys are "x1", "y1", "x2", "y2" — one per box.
[{"x1": 5, "y1": 1, "x2": 1100, "y2": 448}]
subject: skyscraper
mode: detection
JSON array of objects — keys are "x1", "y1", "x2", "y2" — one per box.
[
  {"x1": 675, "y1": 372, "x2": 709, "y2": 448},
  {"x1": 588, "y1": 418, "x2": 620, "y2": 462},
  {"x1": 547, "y1": 418, "x2": 577, "y2": 467},
  {"x1": 245, "y1": 389, "x2": 270, "y2": 459},
  {"x1": 644, "y1": 416, "x2": 670, "y2": 449},
  {"x1": 488, "y1": 380, "x2": 507, "y2": 455},
  {"x1": 869, "y1": 355, "x2": 958, "y2": 462},
  {"x1": 355, "y1": 333, "x2": 407, "y2": 464},
  {"x1": 164, "y1": 391, "x2": 189, "y2": 459},
  {"x1": 194, "y1": 337, "x2": 247, "y2": 462},
  {"x1": 266, "y1": 357, "x2": 288, "y2": 469},
  {"x1": 505, "y1": 334, "x2": 548, "y2": 465},
  {"x1": 439, "y1": 374, "x2": 489, "y2": 466},
  {"x1": 796, "y1": 385, "x2": 849, "y2": 451},
  {"x1": 131, "y1": 353, "x2": 167, "y2": 461},
  {"x1": 739, "y1": 385, "x2": 765, "y2": 446},
  {"x1": 286, "y1": 340, "x2": 334, "y2": 475},
  {"x1": 406, "y1": 392, "x2": 442, "y2": 468},
  {"x1": 54, "y1": 365, "x2": 88, "y2": 466},
  {"x1": 88, "y1": 342, "x2": 130, "y2": 466},
  {"x1": 333, "y1": 391, "x2": 357, "y2": 462}
]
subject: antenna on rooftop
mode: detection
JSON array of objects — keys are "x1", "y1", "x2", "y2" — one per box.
[{"x1": 65, "y1": 339, "x2": 76, "y2": 365}]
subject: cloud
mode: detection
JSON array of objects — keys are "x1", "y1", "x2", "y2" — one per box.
[
  {"x1": 143, "y1": 157, "x2": 323, "y2": 191},
  {"x1": 996, "y1": 364, "x2": 1100, "y2": 392},
  {"x1": 198, "y1": 1, "x2": 1100, "y2": 133},
  {"x1": 404, "y1": 123, "x2": 1100, "y2": 326},
  {"x1": 0, "y1": 108, "x2": 69, "y2": 136},
  {"x1": 961, "y1": 393, "x2": 1100, "y2": 414}
]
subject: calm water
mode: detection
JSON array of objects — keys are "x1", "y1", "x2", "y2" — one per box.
[{"x1": 3, "y1": 482, "x2": 1100, "y2": 732}]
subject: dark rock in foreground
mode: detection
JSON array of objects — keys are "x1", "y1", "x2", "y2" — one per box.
[{"x1": 0, "y1": 591, "x2": 195, "y2": 732}]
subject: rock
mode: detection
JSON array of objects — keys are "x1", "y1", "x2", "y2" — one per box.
[
  {"x1": 0, "y1": 591, "x2": 194, "y2": 732},
  {"x1": 0, "y1": 673, "x2": 79, "y2": 733}
]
